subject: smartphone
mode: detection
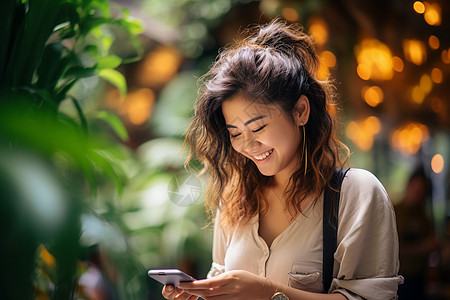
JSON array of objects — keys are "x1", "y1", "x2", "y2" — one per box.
[{"x1": 148, "y1": 269, "x2": 197, "y2": 287}]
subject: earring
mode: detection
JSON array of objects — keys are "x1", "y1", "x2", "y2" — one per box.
[{"x1": 302, "y1": 126, "x2": 307, "y2": 176}]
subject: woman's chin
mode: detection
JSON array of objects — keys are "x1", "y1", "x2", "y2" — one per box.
[{"x1": 256, "y1": 167, "x2": 275, "y2": 177}]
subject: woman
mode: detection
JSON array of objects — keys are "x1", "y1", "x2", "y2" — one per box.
[{"x1": 163, "y1": 19, "x2": 403, "y2": 300}]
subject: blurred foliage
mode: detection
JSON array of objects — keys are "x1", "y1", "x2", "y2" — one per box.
[
  {"x1": 140, "y1": 0, "x2": 252, "y2": 58},
  {"x1": 0, "y1": 0, "x2": 147, "y2": 298},
  {"x1": 0, "y1": 0, "x2": 216, "y2": 298}
]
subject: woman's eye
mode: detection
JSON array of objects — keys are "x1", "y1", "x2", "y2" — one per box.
[
  {"x1": 230, "y1": 133, "x2": 241, "y2": 138},
  {"x1": 252, "y1": 125, "x2": 266, "y2": 133}
]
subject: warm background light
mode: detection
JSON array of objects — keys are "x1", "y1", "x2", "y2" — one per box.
[
  {"x1": 430, "y1": 97, "x2": 443, "y2": 113},
  {"x1": 423, "y1": 2, "x2": 442, "y2": 26},
  {"x1": 308, "y1": 17, "x2": 328, "y2": 46},
  {"x1": 125, "y1": 88, "x2": 155, "y2": 125},
  {"x1": 137, "y1": 46, "x2": 182, "y2": 87},
  {"x1": 403, "y1": 39, "x2": 427, "y2": 65},
  {"x1": 431, "y1": 154, "x2": 444, "y2": 173},
  {"x1": 282, "y1": 7, "x2": 299, "y2": 22},
  {"x1": 431, "y1": 68, "x2": 443, "y2": 83},
  {"x1": 392, "y1": 56, "x2": 404, "y2": 72},
  {"x1": 362, "y1": 85, "x2": 384, "y2": 107},
  {"x1": 428, "y1": 35, "x2": 440, "y2": 49},
  {"x1": 441, "y1": 49, "x2": 450, "y2": 64},
  {"x1": 390, "y1": 122, "x2": 429, "y2": 156},
  {"x1": 317, "y1": 50, "x2": 337, "y2": 80},
  {"x1": 355, "y1": 39, "x2": 394, "y2": 80},
  {"x1": 413, "y1": 1, "x2": 425, "y2": 14},
  {"x1": 346, "y1": 116, "x2": 381, "y2": 151}
]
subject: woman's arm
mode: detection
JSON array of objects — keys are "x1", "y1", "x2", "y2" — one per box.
[{"x1": 179, "y1": 270, "x2": 346, "y2": 300}]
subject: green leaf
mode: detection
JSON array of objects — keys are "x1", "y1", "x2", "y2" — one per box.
[
  {"x1": 68, "y1": 97, "x2": 88, "y2": 135},
  {"x1": 97, "y1": 69, "x2": 127, "y2": 96},
  {"x1": 65, "y1": 66, "x2": 97, "y2": 78},
  {"x1": 96, "y1": 111, "x2": 129, "y2": 141},
  {"x1": 97, "y1": 55, "x2": 122, "y2": 69},
  {"x1": 87, "y1": 149, "x2": 124, "y2": 196}
]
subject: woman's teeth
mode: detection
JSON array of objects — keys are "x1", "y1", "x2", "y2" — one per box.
[{"x1": 254, "y1": 149, "x2": 273, "y2": 161}]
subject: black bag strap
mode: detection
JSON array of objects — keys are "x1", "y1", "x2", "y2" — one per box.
[{"x1": 322, "y1": 168, "x2": 350, "y2": 293}]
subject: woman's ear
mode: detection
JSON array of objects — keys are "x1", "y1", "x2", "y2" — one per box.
[{"x1": 293, "y1": 95, "x2": 310, "y2": 126}]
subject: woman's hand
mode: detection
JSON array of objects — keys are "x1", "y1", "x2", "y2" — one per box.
[
  {"x1": 162, "y1": 284, "x2": 198, "y2": 300},
  {"x1": 178, "y1": 270, "x2": 269, "y2": 300}
]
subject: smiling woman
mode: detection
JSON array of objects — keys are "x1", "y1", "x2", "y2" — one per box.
[
  {"x1": 164, "y1": 19, "x2": 404, "y2": 300},
  {"x1": 222, "y1": 93, "x2": 304, "y2": 181}
]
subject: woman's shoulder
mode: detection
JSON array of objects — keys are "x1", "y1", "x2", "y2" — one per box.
[
  {"x1": 341, "y1": 168, "x2": 392, "y2": 209},
  {"x1": 343, "y1": 168, "x2": 386, "y2": 191}
]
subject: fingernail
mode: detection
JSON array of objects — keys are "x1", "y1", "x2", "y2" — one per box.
[{"x1": 166, "y1": 285, "x2": 174, "y2": 292}]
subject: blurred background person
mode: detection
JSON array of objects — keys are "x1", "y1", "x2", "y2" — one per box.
[{"x1": 395, "y1": 166, "x2": 439, "y2": 299}]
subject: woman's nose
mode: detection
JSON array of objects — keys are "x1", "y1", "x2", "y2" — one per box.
[{"x1": 242, "y1": 133, "x2": 260, "y2": 153}]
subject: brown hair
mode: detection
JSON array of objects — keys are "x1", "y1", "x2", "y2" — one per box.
[{"x1": 185, "y1": 19, "x2": 349, "y2": 231}]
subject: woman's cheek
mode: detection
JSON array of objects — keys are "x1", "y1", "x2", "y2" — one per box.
[{"x1": 231, "y1": 138, "x2": 244, "y2": 154}]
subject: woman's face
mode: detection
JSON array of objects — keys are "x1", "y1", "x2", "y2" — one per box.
[{"x1": 222, "y1": 94, "x2": 304, "y2": 181}]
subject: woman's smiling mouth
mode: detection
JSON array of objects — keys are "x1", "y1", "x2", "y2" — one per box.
[{"x1": 253, "y1": 149, "x2": 273, "y2": 161}]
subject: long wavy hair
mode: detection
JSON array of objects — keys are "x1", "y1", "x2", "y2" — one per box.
[{"x1": 185, "y1": 19, "x2": 349, "y2": 231}]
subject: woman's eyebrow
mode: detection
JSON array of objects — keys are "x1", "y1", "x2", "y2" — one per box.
[{"x1": 226, "y1": 116, "x2": 267, "y2": 128}]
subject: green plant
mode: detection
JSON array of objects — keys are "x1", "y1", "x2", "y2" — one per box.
[{"x1": 0, "y1": 0, "x2": 144, "y2": 299}]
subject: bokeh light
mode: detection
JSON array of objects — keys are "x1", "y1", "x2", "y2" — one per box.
[
  {"x1": 282, "y1": 7, "x2": 299, "y2": 22},
  {"x1": 308, "y1": 17, "x2": 328, "y2": 46},
  {"x1": 125, "y1": 88, "x2": 156, "y2": 125},
  {"x1": 317, "y1": 50, "x2": 337, "y2": 80},
  {"x1": 413, "y1": 1, "x2": 425, "y2": 14},
  {"x1": 355, "y1": 39, "x2": 394, "y2": 80},
  {"x1": 431, "y1": 68, "x2": 443, "y2": 83},
  {"x1": 428, "y1": 35, "x2": 440, "y2": 49},
  {"x1": 390, "y1": 122, "x2": 429, "y2": 156},
  {"x1": 346, "y1": 116, "x2": 381, "y2": 151},
  {"x1": 423, "y1": 2, "x2": 442, "y2": 26},
  {"x1": 431, "y1": 154, "x2": 444, "y2": 173},
  {"x1": 442, "y1": 49, "x2": 450, "y2": 64},
  {"x1": 362, "y1": 85, "x2": 384, "y2": 107},
  {"x1": 403, "y1": 39, "x2": 427, "y2": 65},
  {"x1": 137, "y1": 46, "x2": 182, "y2": 87},
  {"x1": 430, "y1": 97, "x2": 443, "y2": 113},
  {"x1": 392, "y1": 56, "x2": 404, "y2": 72}
]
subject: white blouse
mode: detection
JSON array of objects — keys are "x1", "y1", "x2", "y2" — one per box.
[{"x1": 207, "y1": 168, "x2": 404, "y2": 299}]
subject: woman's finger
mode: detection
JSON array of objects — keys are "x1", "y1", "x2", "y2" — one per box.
[
  {"x1": 162, "y1": 285, "x2": 183, "y2": 300},
  {"x1": 162, "y1": 285, "x2": 173, "y2": 299},
  {"x1": 179, "y1": 274, "x2": 233, "y2": 291}
]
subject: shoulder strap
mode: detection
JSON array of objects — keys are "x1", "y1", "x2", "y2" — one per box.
[{"x1": 322, "y1": 168, "x2": 350, "y2": 293}]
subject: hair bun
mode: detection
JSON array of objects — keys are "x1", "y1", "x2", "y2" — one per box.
[{"x1": 246, "y1": 19, "x2": 319, "y2": 76}]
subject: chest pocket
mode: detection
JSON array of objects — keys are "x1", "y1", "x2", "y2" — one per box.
[{"x1": 288, "y1": 261, "x2": 323, "y2": 293}]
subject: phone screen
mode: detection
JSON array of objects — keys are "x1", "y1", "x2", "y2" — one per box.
[{"x1": 148, "y1": 269, "x2": 197, "y2": 287}]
